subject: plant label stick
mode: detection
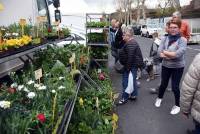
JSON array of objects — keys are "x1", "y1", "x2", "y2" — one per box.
[
  {"x1": 35, "y1": 68, "x2": 42, "y2": 84},
  {"x1": 19, "y1": 19, "x2": 26, "y2": 35}
]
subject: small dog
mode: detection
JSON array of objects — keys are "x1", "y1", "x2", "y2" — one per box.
[{"x1": 137, "y1": 58, "x2": 154, "y2": 81}]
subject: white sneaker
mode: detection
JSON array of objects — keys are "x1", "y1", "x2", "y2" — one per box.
[
  {"x1": 155, "y1": 98, "x2": 162, "y2": 107},
  {"x1": 170, "y1": 105, "x2": 180, "y2": 115}
]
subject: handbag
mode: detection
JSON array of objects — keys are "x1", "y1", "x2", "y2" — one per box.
[{"x1": 114, "y1": 60, "x2": 124, "y2": 73}]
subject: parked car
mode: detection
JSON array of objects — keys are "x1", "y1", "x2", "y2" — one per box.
[
  {"x1": 141, "y1": 24, "x2": 162, "y2": 38},
  {"x1": 132, "y1": 25, "x2": 141, "y2": 35},
  {"x1": 56, "y1": 33, "x2": 86, "y2": 47}
]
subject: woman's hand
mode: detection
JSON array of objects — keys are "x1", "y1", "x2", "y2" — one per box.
[
  {"x1": 160, "y1": 52, "x2": 167, "y2": 58},
  {"x1": 163, "y1": 50, "x2": 176, "y2": 58}
]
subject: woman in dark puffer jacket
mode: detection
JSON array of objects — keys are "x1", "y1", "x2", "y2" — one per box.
[{"x1": 118, "y1": 26, "x2": 143, "y2": 104}]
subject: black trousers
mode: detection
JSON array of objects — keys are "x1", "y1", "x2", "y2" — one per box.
[{"x1": 158, "y1": 66, "x2": 184, "y2": 106}]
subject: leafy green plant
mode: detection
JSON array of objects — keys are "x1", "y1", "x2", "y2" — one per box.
[
  {"x1": 86, "y1": 21, "x2": 108, "y2": 28},
  {"x1": 87, "y1": 32, "x2": 107, "y2": 43},
  {"x1": 90, "y1": 46, "x2": 108, "y2": 59},
  {"x1": 68, "y1": 69, "x2": 114, "y2": 134}
]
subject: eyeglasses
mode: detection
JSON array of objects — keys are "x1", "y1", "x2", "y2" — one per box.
[{"x1": 169, "y1": 27, "x2": 178, "y2": 29}]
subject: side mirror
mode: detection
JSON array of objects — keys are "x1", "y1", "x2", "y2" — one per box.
[{"x1": 55, "y1": 9, "x2": 61, "y2": 23}]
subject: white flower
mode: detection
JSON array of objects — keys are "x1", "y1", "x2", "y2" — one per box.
[
  {"x1": 34, "y1": 84, "x2": 40, "y2": 88},
  {"x1": 59, "y1": 77, "x2": 65, "y2": 80},
  {"x1": 27, "y1": 80, "x2": 35, "y2": 85},
  {"x1": 23, "y1": 87, "x2": 30, "y2": 93},
  {"x1": 17, "y1": 85, "x2": 24, "y2": 91},
  {"x1": 12, "y1": 33, "x2": 19, "y2": 36},
  {"x1": 51, "y1": 90, "x2": 56, "y2": 93},
  {"x1": 58, "y1": 86, "x2": 65, "y2": 90},
  {"x1": 38, "y1": 85, "x2": 47, "y2": 90},
  {"x1": 0, "y1": 101, "x2": 11, "y2": 109},
  {"x1": 11, "y1": 83, "x2": 18, "y2": 88},
  {"x1": 27, "y1": 92, "x2": 36, "y2": 99}
]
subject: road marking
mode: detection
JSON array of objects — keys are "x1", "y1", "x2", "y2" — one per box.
[{"x1": 187, "y1": 46, "x2": 200, "y2": 52}]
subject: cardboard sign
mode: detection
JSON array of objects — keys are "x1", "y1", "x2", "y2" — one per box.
[
  {"x1": 35, "y1": 68, "x2": 42, "y2": 80},
  {"x1": 19, "y1": 19, "x2": 26, "y2": 26}
]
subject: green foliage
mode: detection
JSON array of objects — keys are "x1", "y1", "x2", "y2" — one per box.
[
  {"x1": 68, "y1": 69, "x2": 114, "y2": 134},
  {"x1": 90, "y1": 46, "x2": 108, "y2": 59},
  {"x1": 6, "y1": 23, "x2": 33, "y2": 36},
  {"x1": 86, "y1": 21, "x2": 108, "y2": 28},
  {"x1": 155, "y1": 6, "x2": 176, "y2": 18},
  {"x1": 87, "y1": 32, "x2": 107, "y2": 43},
  {"x1": 0, "y1": 45, "x2": 91, "y2": 133},
  {"x1": 34, "y1": 45, "x2": 89, "y2": 72}
]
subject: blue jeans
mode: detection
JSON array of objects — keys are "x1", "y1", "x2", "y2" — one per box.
[
  {"x1": 194, "y1": 119, "x2": 200, "y2": 134},
  {"x1": 122, "y1": 67, "x2": 138, "y2": 100}
]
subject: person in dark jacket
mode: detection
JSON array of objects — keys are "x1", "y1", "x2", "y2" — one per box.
[
  {"x1": 118, "y1": 26, "x2": 143, "y2": 104},
  {"x1": 114, "y1": 21, "x2": 125, "y2": 49},
  {"x1": 112, "y1": 21, "x2": 126, "y2": 63}
]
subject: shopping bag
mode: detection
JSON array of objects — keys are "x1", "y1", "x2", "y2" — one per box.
[{"x1": 125, "y1": 71, "x2": 134, "y2": 94}]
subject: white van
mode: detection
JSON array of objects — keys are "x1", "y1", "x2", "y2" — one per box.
[{"x1": 141, "y1": 24, "x2": 162, "y2": 38}]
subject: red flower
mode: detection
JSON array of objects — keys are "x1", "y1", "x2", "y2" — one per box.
[
  {"x1": 7, "y1": 87, "x2": 16, "y2": 94},
  {"x1": 48, "y1": 27, "x2": 52, "y2": 33},
  {"x1": 37, "y1": 113, "x2": 46, "y2": 123},
  {"x1": 98, "y1": 73, "x2": 105, "y2": 81}
]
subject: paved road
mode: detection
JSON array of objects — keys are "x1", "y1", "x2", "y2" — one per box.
[{"x1": 109, "y1": 36, "x2": 200, "y2": 134}]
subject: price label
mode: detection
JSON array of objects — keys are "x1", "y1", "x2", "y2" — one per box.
[
  {"x1": 69, "y1": 57, "x2": 74, "y2": 64},
  {"x1": 69, "y1": 53, "x2": 76, "y2": 64},
  {"x1": 37, "y1": 16, "x2": 47, "y2": 23},
  {"x1": 40, "y1": 16, "x2": 47, "y2": 22},
  {"x1": 72, "y1": 53, "x2": 75, "y2": 59},
  {"x1": 36, "y1": 16, "x2": 41, "y2": 23},
  {"x1": 19, "y1": 19, "x2": 26, "y2": 26},
  {"x1": 53, "y1": 21, "x2": 60, "y2": 26},
  {"x1": 35, "y1": 68, "x2": 42, "y2": 80}
]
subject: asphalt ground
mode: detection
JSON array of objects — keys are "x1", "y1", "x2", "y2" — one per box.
[{"x1": 109, "y1": 36, "x2": 200, "y2": 134}]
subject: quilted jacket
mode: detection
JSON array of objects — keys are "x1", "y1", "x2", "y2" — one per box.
[{"x1": 180, "y1": 53, "x2": 200, "y2": 123}]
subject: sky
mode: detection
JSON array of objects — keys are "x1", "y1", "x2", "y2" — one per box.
[{"x1": 59, "y1": 0, "x2": 192, "y2": 14}]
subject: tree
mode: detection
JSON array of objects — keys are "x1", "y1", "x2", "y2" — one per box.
[
  {"x1": 135, "y1": 0, "x2": 146, "y2": 24},
  {"x1": 156, "y1": 0, "x2": 176, "y2": 22}
]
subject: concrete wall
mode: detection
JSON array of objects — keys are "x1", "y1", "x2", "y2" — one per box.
[{"x1": 0, "y1": 0, "x2": 38, "y2": 26}]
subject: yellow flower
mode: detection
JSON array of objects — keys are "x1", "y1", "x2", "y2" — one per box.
[
  {"x1": 112, "y1": 113, "x2": 119, "y2": 134},
  {"x1": 112, "y1": 113, "x2": 118, "y2": 122},
  {"x1": 6, "y1": 39, "x2": 16, "y2": 46},
  {"x1": 79, "y1": 97, "x2": 84, "y2": 106}
]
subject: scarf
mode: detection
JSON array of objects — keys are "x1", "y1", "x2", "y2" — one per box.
[{"x1": 168, "y1": 33, "x2": 181, "y2": 48}]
